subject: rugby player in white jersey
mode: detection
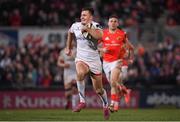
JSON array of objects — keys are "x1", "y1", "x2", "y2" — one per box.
[
  {"x1": 57, "y1": 42, "x2": 78, "y2": 110},
  {"x1": 65, "y1": 7, "x2": 110, "y2": 120}
]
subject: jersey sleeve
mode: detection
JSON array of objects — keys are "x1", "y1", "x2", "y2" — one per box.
[
  {"x1": 92, "y1": 22, "x2": 102, "y2": 30},
  {"x1": 69, "y1": 23, "x2": 75, "y2": 33}
]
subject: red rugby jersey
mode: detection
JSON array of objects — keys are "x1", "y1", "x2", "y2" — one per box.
[{"x1": 101, "y1": 29, "x2": 126, "y2": 62}]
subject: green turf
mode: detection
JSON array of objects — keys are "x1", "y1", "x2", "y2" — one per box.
[{"x1": 0, "y1": 109, "x2": 180, "y2": 121}]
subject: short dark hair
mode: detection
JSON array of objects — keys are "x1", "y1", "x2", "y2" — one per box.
[
  {"x1": 109, "y1": 14, "x2": 119, "y2": 19},
  {"x1": 82, "y1": 7, "x2": 94, "y2": 15}
]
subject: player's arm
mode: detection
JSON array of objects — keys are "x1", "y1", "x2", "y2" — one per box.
[
  {"x1": 57, "y1": 54, "x2": 70, "y2": 68},
  {"x1": 98, "y1": 47, "x2": 109, "y2": 53},
  {"x1": 82, "y1": 25, "x2": 103, "y2": 40},
  {"x1": 97, "y1": 40, "x2": 110, "y2": 56},
  {"x1": 57, "y1": 56, "x2": 65, "y2": 67},
  {"x1": 87, "y1": 28, "x2": 103, "y2": 40},
  {"x1": 97, "y1": 40, "x2": 104, "y2": 57},
  {"x1": 126, "y1": 38, "x2": 134, "y2": 57},
  {"x1": 126, "y1": 38, "x2": 134, "y2": 51},
  {"x1": 125, "y1": 37, "x2": 134, "y2": 64},
  {"x1": 65, "y1": 31, "x2": 75, "y2": 56}
]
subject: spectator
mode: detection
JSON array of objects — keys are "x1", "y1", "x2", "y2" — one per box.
[
  {"x1": 9, "y1": 9, "x2": 22, "y2": 27},
  {"x1": 0, "y1": 0, "x2": 179, "y2": 27}
]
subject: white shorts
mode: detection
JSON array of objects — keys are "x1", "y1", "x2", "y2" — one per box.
[
  {"x1": 120, "y1": 65, "x2": 128, "y2": 80},
  {"x1": 64, "y1": 74, "x2": 76, "y2": 84},
  {"x1": 103, "y1": 60, "x2": 128, "y2": 82},
  {"x1": 64, "y1": 70, "x2": 76, "y2": 84},
  {"x1": 75, "y1": 58, "x2": 102, "y2": 75}
]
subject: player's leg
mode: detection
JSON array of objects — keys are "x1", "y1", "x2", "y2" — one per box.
[
  {"x1": 103, "y1": 62, "x2": 115, "y2": 112},
  {"x1": 103, "y1": 60, "x2": 121, "y2": 112},
  {"x1": 73, "y1": 61, "x2": 89, "y2": 112},
  {"x1": 119, "y1": 65, "x2": 131, "y2": 106},
  {"x1": 90, "y1": 74, "x2": 110, "y2": 120},
  {"x1": 76, "y1": 61, "x2": 89, "y2": 103},
  {"x1": 71, "y1": 79, "x2": 79, "y2": 109},
  {"x1": 110, "y1": 67, "x2": 121, "y2": 112},
  {"x1": 90, "y1": 60, "x2": 109, "y2": 108},
  {"x1": 64, "y1": 82, "x2": 72, "y2": 109},
  {"x1": 91, "y1": 74, "x2": 108, "y2": 107}
]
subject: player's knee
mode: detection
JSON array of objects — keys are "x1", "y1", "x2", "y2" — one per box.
[{"x1": 77, "y1": 71, "x2": 86, "y2": 81}]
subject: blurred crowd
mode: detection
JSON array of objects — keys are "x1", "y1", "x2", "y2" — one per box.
[
  {"x1": 0, "y1": 0, "x2": 179, "y2": 90},
  {"x1": 0, "y1": 37, "x2": 179, "y2": 90},
  {"x1": 128, "y1": 37, "x2": 180, "y2": 88},
  {"x1": 0, "y1": 0, "x2": 179, "y2": 27},
  {"x1": 0, "y1": 43, "x2": 62, "y2": 89}
]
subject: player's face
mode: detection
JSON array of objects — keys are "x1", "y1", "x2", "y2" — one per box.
[
  {"x1": 108, "y1": 18, "x2": 119, "y2": 31},
  {"x1": 80, "y1": 10, "x2": 92, "y2": 25}
]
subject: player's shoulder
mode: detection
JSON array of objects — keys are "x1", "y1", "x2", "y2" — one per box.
[
  {"x1": 71, "y1": 22, "x2": 81, "y2": 27},
  {"x1": 92, "y1": 21, "x2": 102, "y2": 29},
  {"x1": 91, "y1": 21, "x2": 99, "y2": 25}
]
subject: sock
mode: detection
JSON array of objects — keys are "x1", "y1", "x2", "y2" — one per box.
[
  {"x1": 108, "y1": 94, "x2": 119, "y2": 111},
  {"x1": 111, "y1": 94, "x2": 116, "y2": 101},
  {"x1": 111, "y1": 94, "x2": 116, "y2": 106},
  {"x1": 98, "y1": 89, "x2": 108, "y2": 107},
  {"x1": 77, "y1": 81, "x2": 85, "y2": 103},
  {"x1": 72, "y1": 94, "x2": 79, "y2": 109},
  {"x1": 114, "y1": 101, "x2": 119, "y2": 110},
  {"x1": 114, "y1": 94, "x2": 120, "y2": 110},
  {"x1": 116, "y1": 94, "x2": 120, "y2": 102}
]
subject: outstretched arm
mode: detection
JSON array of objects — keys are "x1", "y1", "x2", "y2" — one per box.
[
  {"x1": 125, "y1": 37, "x2": 134, "y2": 64},
  {"x1": 65, "y1": 31, "x2": 75, "y2": 56}
]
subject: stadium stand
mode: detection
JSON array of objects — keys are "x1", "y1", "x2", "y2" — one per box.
[{"x1": 0, "y1": 0, "x2": 179, "y2": 90}]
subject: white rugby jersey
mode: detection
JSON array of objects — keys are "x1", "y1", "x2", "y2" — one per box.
[
  {"x1": 59, "y1": 48, "x2": 76, "y2": 74},
  {"x1": 69, "y1": 21, "x2": 102, "y2": 62}
]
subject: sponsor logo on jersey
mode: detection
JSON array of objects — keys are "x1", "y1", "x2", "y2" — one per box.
[{"x1": 105, "y1": 37, "x2": 110, "y2": 40}]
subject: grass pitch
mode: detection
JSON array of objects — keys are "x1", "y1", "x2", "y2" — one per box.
[{"x1": 0, "y1": 108, "x2": 180, "y2": 121}]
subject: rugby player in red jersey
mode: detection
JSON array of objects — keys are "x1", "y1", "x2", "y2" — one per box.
[{"x1": 99, "y1": 15, "x2": 134, "y2": 112}]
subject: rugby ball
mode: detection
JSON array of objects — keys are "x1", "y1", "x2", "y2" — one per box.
[{"x1": 82, "y1": 23, "x2": 95, "y2": 39}]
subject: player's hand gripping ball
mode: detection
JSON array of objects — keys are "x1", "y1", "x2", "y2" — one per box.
[{"x1": 82, "y1": 23, "x2": 95, "y2": 40}]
